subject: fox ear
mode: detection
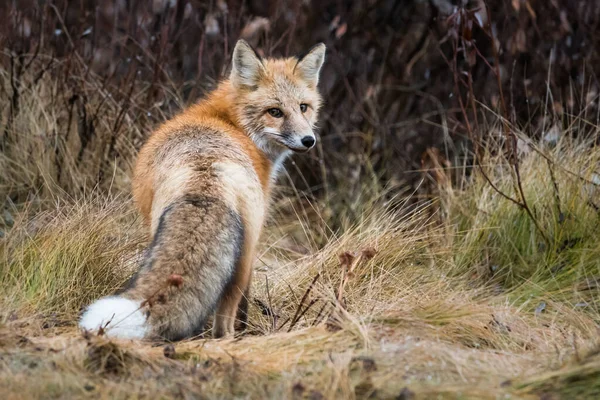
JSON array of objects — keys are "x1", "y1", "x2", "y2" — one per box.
[
  {"x1": 295, "y1": 43, "x2": 326, "y2": 87},
  {"x1": 230, "y1": 40, "x2": 264, "y2": 89}
]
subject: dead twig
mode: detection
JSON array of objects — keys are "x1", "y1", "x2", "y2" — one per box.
[{"x1": 288, "y1": 273, "x2": 320, "y2": 332}]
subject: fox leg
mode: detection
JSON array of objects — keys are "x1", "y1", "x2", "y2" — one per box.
[
  {"x1": 235, "y1": 280, "x2": 251, "y2": 331},
  {"x1": 213, "y1": 250, "x2": 254, "y2": 338}
]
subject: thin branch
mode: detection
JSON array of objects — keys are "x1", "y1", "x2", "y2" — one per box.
[{"x1": 288, "y1": 273, "x2": 320, "y2": 332}]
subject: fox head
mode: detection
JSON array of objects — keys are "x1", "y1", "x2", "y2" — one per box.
[{"x1": 229, "y1": 40, "x2": 326, "y2": 158}]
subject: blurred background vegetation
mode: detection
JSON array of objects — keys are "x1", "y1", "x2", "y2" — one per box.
[{"x1": 2, "y1": 0, "x2": 599, "y2": 207}]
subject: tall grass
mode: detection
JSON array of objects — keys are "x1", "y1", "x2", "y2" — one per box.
[
  {"x1": 0, "y1": 54, "x2": 152, "y2": 204},
  {"x1": 0, "y1": 196, "x2": 144, "y2": 320},
  {"x1": 446, "y1": 135, "x2": 600, "y2": 310}
]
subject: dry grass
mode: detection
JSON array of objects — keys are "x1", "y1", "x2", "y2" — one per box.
[
  {"x1": 0, "y1": 196, "x2": 145, "y2": 321},
  {"x1": 0, "y1": 53, "x2": 152, "y2": 202},
  {"x1": 1, "y1": 150, "x2": 600, "y2": 399},
  {"x1": 2, "y1": 64, "x2": 600, "y2": 400}
]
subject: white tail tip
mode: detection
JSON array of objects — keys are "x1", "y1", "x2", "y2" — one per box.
[{"x1": 79, "y1": 296, "x2": 149, "y2": 340}]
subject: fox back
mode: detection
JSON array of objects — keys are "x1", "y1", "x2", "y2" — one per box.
[{"x1": 79, "y1": 40, "x2": 326, "y2": 340}]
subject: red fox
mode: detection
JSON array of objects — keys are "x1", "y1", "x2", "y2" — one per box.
[{"x1": 79, "y1": 40, "x2": 326, "y2": 340}]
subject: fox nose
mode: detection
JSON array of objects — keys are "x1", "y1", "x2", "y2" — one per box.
[{"x1": 301, "y1": 136, "x2": 315, "y2": 148}]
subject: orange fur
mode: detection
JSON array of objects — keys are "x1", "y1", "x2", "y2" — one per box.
[{"x1": 133, "y1": 83, "x2": 277, "y2": 225}]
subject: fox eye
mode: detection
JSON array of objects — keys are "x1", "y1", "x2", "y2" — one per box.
[
  {"x1": 268, "y1": 108, "x2": 284, "y2": 118},
  {"x1": 300, "y1": 103, "x2": 308, "y2": 113}
]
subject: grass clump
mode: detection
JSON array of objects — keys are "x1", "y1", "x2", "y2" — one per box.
[
  {"x1": 0, "y1": 196, "x2": 144, "y2": 321},
  {"x1": 517, "y1": 346, "x2": 600, "y2": 398},
  {"x1": 447, "y1": 136, "x2": 600, "y2": 309},
  {"x1": 0, "y1": 55, "x2": 145, "y2": 203}
]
